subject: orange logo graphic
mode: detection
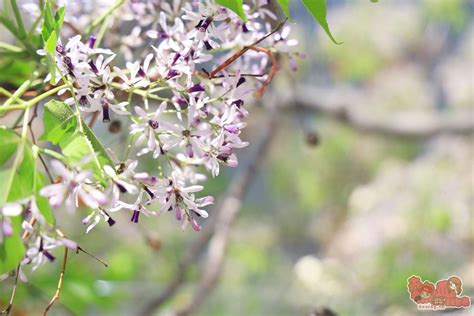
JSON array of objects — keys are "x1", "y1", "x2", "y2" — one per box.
[{"x1": 407, "y1": 275, "x2": 471, "y2": 310}]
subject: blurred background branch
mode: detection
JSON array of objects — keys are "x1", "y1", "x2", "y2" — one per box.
[{"x1": 287, "y1": 86, "x2": 474, "y2": 139}]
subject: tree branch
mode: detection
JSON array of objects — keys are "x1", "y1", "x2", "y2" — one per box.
[
  {"x1": 290, "y1": 86, "x2": 474, "y2": 139},
  {"x1": 43, "y1": 248, "x2": 69, "y2": 316}
]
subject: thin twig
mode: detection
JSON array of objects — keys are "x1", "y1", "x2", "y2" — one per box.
[
  {"x1": 206, "y1": 19, "x2": 286, "y2": 78},
  {"x1": 43, "y1": 248, "x2": 69, "y2": 316},
  {"x1": 88, "y1": 111, "x2": 100, "y2": 128},
  {"x1": 211, "y1": 73, "x2": 266, "y2": 78},
  {"x1": 0, "y1": 265, "x2": 20, "y2": 315},
  {"x1": 22, "y1": 217, "x2": 37, "y2": 240}
]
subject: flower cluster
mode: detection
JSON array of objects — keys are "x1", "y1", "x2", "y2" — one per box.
[{"x1": 7, "y1": 0, "x2": 299, "y2": 274}]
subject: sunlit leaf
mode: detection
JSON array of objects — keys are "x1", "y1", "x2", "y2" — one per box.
[
  {"x1": 301, "y1": 0, "x2": 341, "y2": 44},
  {"x1": 41, "y1": 1, "x2": 55, "y2": 41},
  {"x1": 54, "y1": 6, "x2": 66, "y2": 31},
  {"x1": 215, "y1": 0, "x2": 247, "y2": 22},
  {"x1": 0, "y1": 149, "x2": 37, "y2": 274},
  {"x1": 35, "y1": 193, "x2": 55, "y2": 226},
  {"x1": 0, "y1": 127, "x2": 20, "y2": 166},
  {"x1": 45, "y1": 30, "x2": 58, "y2": 56},
  {"x1": 9, "y1": 149, "x2": 35, "y2": 202},
  {"x1": 41, "y1": 100, "x2": 76, "y2": 144},
  {"x1": 277, "y1": 0, "x2": 290, "y2": 17},
  {"x1": 0, "y1": 215, "x2": 24, "y2": 275},
  {"x1": 41, "y1": 100, "x2": 113, "y2": 182},
  {"x1": 0, "y1": 59, "x2": 36, "y2": 86}
]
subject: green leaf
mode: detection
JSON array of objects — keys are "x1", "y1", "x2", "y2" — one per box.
[
  {"x1": 41, "y1": 100, "x2": 113, "y2": 183},
  {"x1": 41, "y1": 1, "x2": 55, "y2": 41},
  {"x1": 0, "y1": 127, "x2": 20, "y2": 166},
  {"x1": 41, "y1": 3, "x2": 65, "y2": 85},
  {"x1": 45, "y1": 30, "x2": 57, "y2": 55},
  {"x1": 35, "y1": 193, "x2": 55, "y2": 226},
  {"x1": 0, "y1": 148, "x2": 37, "y2": 274},
  {"x1": 276, "y1": 0, "x2": 290, "y2": 17},
  {"x1": 8, "y1": 148, "x2": 36, "y2": 202},
  {"x1": 215, "y1": 0, "x2": 247, "y2": 22},
  {"x1": 0, "y1": 147, "x2": 35, "y2": 205},
  {"x1": 0, "y1": 169, "x2": 13, "y2": 209},
  {"x1": 301, "y1": 0, "x2": 341, "y2": 44},
  {"x1": 0, "y1": 59, "x2": 36, "y2": 86},
  {"x1": 54, "y1": 6, "x2": 66, "y2": 31},
  {"x1": 0, "y1": 16, "x2": 19, "y2": 38},
  {"x1": 0, "y1": 215, "x2": 25, "y2": 275},
  {"x1": 41, "y1": 100, "x2": 76, "y2": 144},
  {"x1": 45, "y1": 53, "x2": 57, "y2": 85}
]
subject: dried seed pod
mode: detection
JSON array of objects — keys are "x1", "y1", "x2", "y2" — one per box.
[
  {"x1": 305, "y1": 131, "x2": 320, "y2": 147},
  {"x1": 108, "y1": 120, "x2": 122, "y2": 133}
]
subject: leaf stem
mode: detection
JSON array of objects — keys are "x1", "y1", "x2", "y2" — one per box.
[
  {"x1": 0, "y1": 84, "x2": 68, "y2": 113},
  {"x1": 110, "y1": 83, "x2": 169, "y2": 101},
  {"x1": 0, "y1": 265, "x2": 20, "y2": 315},
  {"x1": 38, "y1": 147, "x2": 68, "y2": 163},
  {"x1": 9, "y1": 0, "x2": 26, "y2": 39},
  {"x1": 1, "y1": 80, "x2": 31, "y2": 108},
  {"x1": 43, "y1": 248, "x2": 68, "y2": 316},
  {"x1": 0, "y1": 87, "x2": 26, "y2": 104},
  {"x1": 0, "y1": 41, "x2": 22, "y2": 52},
  {"x1": 86, "y1": 0, "x2": 125, "y2": 34}
]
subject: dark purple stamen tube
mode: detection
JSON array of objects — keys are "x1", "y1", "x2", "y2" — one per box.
[
  {"x1": 217, "y1": 154, "x2": 230, "y2": 162},
  {"x1": 102, "y1": 103, "x2": 111, "y2": 123},
  {"x1": 171, "y1": 53, "x2": 181, "y2": 66},
  {"x1": 144, "y1": 186, "x2": 155, "y2": 199},
  {"x1": 138, "y1": 67, "x2": 146, "y2": 77},
  {"x1": 89, "y1": 60, "x2": 99, "y2": 74},
  {"x1": 204, "y1": 41, "x2": 212, "y2": 50},
  {"x1": 198, "y1": 17, "x2": 213, "y2": 32},
  {"x1": 63, "y1": 56, "x2": 74, "y2": 71},
  {"x1": 102, "y1": 210, "x2": 116, "y2": 226},
  {"x1": 166, "y1": 69, "x2": 180, "y2": 80},
  {"x1": 175, "y1": 97, "x2": 188, "y2": 105},
  {"x1": 42, "y1": 250, "x2": 56, "y2": 262},
  {"x1": 88, "y1": 35, "x2": 96, "y2": 48},
  {"x1": 117, "y1": 183, "x2": 127, "y2": 193},
  {"x1": 232, "y1": 99, "x2": 244, "y2": 108},
  {"x1": 107, "y1": 216, "x2": 116, "y2": 226},
  {"x1": 242, "y1": 23, "x2": 249, "y2": 33},
  {"x1": 237, "y1": 77, "x2": 246, "y2": 87},
  {"x1": 131, "y1": 210, "x2": 140, "y2": 223},
  {"x1": 188, "y1": 83, "x2": 205, "y2": 93}
]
